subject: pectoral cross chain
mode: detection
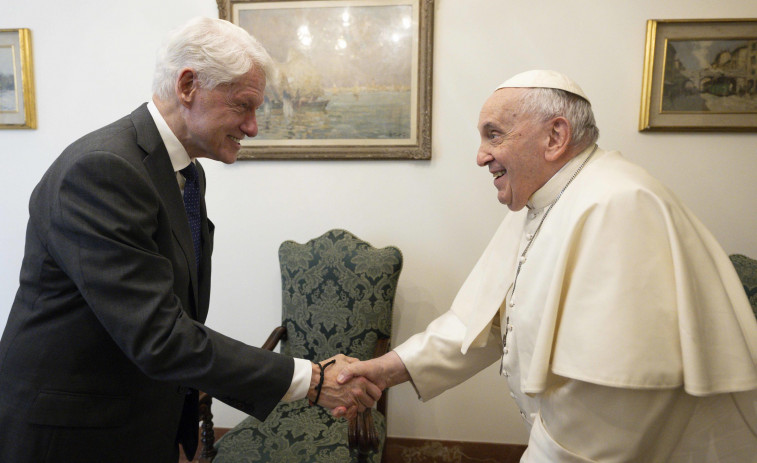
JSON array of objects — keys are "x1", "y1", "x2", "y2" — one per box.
[{"x1": 499, "y1": 315, "x2": 509, "y2": 375}]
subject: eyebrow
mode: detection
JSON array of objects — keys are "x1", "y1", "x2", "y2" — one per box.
[{"x1": 480, "y1": 122, "x2": 500, "y2": 132}]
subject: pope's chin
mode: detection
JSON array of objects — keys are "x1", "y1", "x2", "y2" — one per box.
[{"x1": 497, "y1": 191, "x2": 525, "y2": 211}]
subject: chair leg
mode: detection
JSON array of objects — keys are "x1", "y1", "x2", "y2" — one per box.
[
  {"x1": 350, "y1": 409, "x2": 379, "y2": 463},
  {"x1": 198, "y1": 392, "x2": 217, "y2": 462}
]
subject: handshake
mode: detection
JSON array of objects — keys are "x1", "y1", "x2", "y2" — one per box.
[{"x1": 306, "y1": 352, "x2": 410, "y2": 419}]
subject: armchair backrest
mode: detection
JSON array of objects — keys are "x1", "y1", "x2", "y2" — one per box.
[
  {"x1": 729, "y1": 254, "x2": 757, "y2": 320},
  {"x1": 278, "y1": 229, "x2": 403, "y2": 361}
]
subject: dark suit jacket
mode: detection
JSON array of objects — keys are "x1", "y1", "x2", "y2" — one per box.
[{"x1": 0, "y1": 104, "x2": 294, "y2": 463}]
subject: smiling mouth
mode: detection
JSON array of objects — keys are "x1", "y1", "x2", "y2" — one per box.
[
  {"x1": 492, "y1": 170, "x2": 506, "y2": 179},
  {"x1": 229, "y1": 135, "x2": 241, "y2": 144}
]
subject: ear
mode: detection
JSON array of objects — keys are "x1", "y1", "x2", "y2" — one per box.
[
  {"x1": 176, "y1": 69, "x2": 198, "y2": 108},
  {"x1": 543, "y1": 116, "x2": 572, "y2": 162}
]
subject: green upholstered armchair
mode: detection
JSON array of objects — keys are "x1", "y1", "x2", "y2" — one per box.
[
  {"x1": 729, "y1": 254, "x2": 757, "y2": 319},
  {"x1": 207, "y1": 229, "x2": 403, "y2": 463}
]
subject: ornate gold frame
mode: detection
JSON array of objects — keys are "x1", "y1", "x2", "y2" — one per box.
[
  {"x1": 639, "y1": 19, "x2": 757, "y2": 132},
  {"x1": 0, "y1": 28, "x2": 36, "y2": 129},
  {"x1": 218, "y1": 0, "x2": 434, "y2": 159}
]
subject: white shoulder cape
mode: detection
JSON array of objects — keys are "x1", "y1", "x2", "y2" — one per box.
[{"x1": 453, "y1": 149, "x2": 757, "y2": 396}]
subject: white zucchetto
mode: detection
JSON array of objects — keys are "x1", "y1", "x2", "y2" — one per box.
[{"x1": 496, "y1": 70, "x2": 590, "y2": 103}]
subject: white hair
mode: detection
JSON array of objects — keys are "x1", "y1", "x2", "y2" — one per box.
[
  {"x1": 152, "y1": 17, "x2": 273, "y2": 100},
  {"x1": 517, "y1": 88, "x2": 599, "y2": 150}
]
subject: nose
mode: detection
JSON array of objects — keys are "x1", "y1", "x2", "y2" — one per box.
[
  {"x1": 476, "y1": 144, "x2": 492, "y2": 167},
  {"x1": 241, "y1": 112, "x2": 258, "y2": 138}
]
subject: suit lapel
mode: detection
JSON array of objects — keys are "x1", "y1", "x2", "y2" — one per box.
[{"x1": 131, "y1": 104, "x2": 200, "y2": 319}]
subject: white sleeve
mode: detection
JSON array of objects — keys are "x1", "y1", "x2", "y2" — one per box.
[
  {"x1": 393, "y1": 311, "x2": 502, "y2": 401},
  {"x1": 280, "y1": 357, "x2": 312, "y2": 402}
]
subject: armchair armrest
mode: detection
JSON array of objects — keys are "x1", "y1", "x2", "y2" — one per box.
[{"x1": 261, "y1": 326, "x2": 287, "y2": 351}]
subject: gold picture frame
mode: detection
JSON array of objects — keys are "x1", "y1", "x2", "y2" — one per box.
[
  {"x1": 639, "y1": 19, "x2": 757, "y2": 132},
  {"x1": 0, "y1": 28, "x2": 36, "y2": 129},
  {"x1": 218, "y1": 0, "x2": 434, "y2": 159}
]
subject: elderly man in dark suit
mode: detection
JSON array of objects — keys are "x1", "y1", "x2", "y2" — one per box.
[{"x1": 0, "y1": 17, "x2": 379, "y2": 463}]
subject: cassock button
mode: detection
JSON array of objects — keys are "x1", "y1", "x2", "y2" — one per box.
[
  {"x1": 508, "y1": 324, "x2": 513, "y2": 332},
  {"x1": 526, "y1": 233, "x2": 534, "y2": 241},
  {"x1": 503, "y1": 370, "x2": 510, "y2": 377},
  {"x1": 503, "y1": 348, "x2": 509, "y2": 355},
  {"x1": 509, "y1": 392, "x2": 516, "y2": 399},
  {"x1": 519, "y1": 256, "x2": 527, "y2": 264},
  {"x1": 509, "y1": 300, "x2": 515, "y2": 308}
]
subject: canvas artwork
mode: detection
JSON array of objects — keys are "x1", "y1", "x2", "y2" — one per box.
[
  {"x1": 220, "y1": 0, "x2": 434, "y2": 159},
  {"x1": 238, "y1": 4, "x2": 415, "y2": 142},
  {"x1": 639, "y1": 19, "x2": 757, "y2": 131},
  {"x1": 662, "y1": 39, "x2": 757, "y2": 113},
  {"x1": 0, "y1": 28, "x2": 35, "y2": 129},
  {"x1": 0, "y1": 45, "x2": 18, "y2": 112}
]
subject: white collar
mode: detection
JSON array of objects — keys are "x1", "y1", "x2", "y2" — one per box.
[
  {"x1": 146, "y1": 99, "x2": 192, "y2": 173},
  {"x1": 528, "y1": 144, "x2": 596, "y2": 211}
]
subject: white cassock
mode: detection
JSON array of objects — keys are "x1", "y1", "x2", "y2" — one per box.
[{"x1": 394, "y1": 146, "x2": 757, "y2": 462}]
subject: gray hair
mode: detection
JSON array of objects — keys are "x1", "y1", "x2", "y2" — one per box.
[
  {"x1": 516, "y1": 88, "x2": 599, "y2": 150},
  {"x1": 152, "y1": 17, "x2": 273, "y2": 100}
]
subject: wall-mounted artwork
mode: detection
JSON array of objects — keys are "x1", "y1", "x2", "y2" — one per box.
[
  {"x1": 0, "y1": 28, "x2": 36, "y2": 129},
  {"x1": 639, "y1": 19, "x2": 757, "y2": 131},
  {"x1": 217, "y1": 0, "x2": 434, "y2": 159}
]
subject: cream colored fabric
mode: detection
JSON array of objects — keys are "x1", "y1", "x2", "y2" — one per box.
[
  {"x1": 534, "y1": 381, "x2": 757, "y2": 462},
  {"x1": 394, "y1": 311, "x2": 502, "y2": 400},
  {"x1": 454, "y1": 147, "x2": 755, "y2": 395},
  {"x1": 393, "y1": 146, "x2": 757, "y2": 461}
]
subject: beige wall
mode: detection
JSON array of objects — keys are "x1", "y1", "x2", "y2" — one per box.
[{"x1": 1, "y1": 0, "x2": 756, "y2": 445}]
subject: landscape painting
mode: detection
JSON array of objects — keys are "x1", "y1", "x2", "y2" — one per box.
[
  {"x1": 662, "y1": 39, "x2": 757, "y2": 113},
  {"x1": 222, "y1": 0, "x2": 434, "y2": 159},
  {"x1": 639, "y1": 19, "x2": 757, "y2": 131}
]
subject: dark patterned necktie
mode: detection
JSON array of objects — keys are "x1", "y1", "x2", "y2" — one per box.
[{"x1": 180, "y1": 163, "x2": 201, "y2": 271}]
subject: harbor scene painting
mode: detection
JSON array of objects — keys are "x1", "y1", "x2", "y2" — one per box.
[
  {"x1": 234, "y1": 1, "x2": 418, "y2": 146},
  {"x1": 0, "y1": 45, "x2": 18, "y2": 113}
]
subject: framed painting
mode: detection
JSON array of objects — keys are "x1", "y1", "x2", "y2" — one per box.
[
  {"x1": 218, "y1": 0, "x2": 434, "y2": 159},
  {"x1": 639, "y1": 19, "x2": 757, "y2": 131},
  {"x1": 0, "y1": 28, "x2": 36, "y2": 129}
]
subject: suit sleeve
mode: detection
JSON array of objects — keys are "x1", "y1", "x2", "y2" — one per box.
[{"x1": 46, "y1": 151, "x2": 292, "y2": 419}]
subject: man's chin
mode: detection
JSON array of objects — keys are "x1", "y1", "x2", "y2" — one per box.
[
  {"x1": 212, "y1": 149, "x2": 240, "y2": 164},
  {"x1": 221, "y1": 153, "x2": 239, "y2": 164}
]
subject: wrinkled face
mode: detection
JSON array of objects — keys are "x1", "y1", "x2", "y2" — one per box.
[
  {"x1": 183, "y1": 67, "x2": 266, "y2": 164},
  {"x1": 476, "y1": 88, "x2": 552, "y2": 211}
]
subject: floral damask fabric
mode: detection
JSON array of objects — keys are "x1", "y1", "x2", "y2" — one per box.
[
  {"x1": 214, "y1": 229, "x2": 402, "y2": 462},
  {"x1": 730, "y1": 254, "x2": 757, "y2": 319},
  {"x1": 213, "y1": 401, "x2": 386, "y2": 463}
]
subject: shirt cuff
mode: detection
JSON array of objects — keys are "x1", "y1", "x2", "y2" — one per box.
[{"x1": 281, "y1": 357, "x2": 311, "y2": 402}]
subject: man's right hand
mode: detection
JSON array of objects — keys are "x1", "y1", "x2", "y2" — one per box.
[
  {"x1": 331, "y1": 351, "x2": 411, "y2": 418},
  {"x1": 307, "y1": 354, "x2": 382, "y2": 419}
]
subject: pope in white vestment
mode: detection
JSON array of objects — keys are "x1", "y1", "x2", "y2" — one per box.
[{"x1": 337, "y1": 70, "x2": 757, "y2": 462}]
